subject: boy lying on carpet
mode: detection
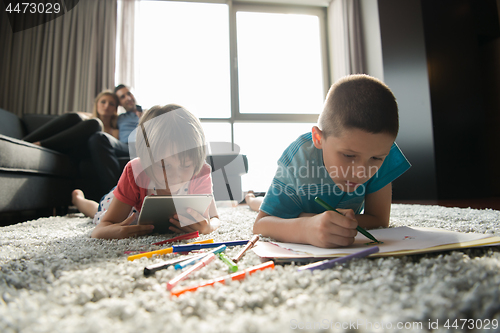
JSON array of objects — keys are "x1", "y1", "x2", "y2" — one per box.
[
  {"x1": 253, "y1": 74, "x2": 411, "y2": 248},
  {"x1": 73, "y1": 105, "x2": 220, "y2": 239}
]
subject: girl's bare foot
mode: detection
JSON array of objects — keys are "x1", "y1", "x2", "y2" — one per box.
[
  {"x1": 245, "y1": 190, "x2": 256, "y2": 202},
  {"x1": 72, "y1": 189, "x2": 85, "y2": 206},
  {"x1": 72, "y1": 189, "x2": 98, "y2": 218},
  {"x1": 245, "y1": 190, "x2": 263, "y2": 212},
  {"x1": 33, "y1": 141, "x2": 41, "y2": 146}
]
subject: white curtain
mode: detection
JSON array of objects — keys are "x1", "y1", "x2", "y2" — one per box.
[
  {"x1": 328, "y1": 0, "x2": 365, "y2": 82},
  {"x1": 115, "y1": 0, "x2": 136, "y2": 89},
  {"x1": 0, "y1": 0, "x2": 117, "y2": 116}
]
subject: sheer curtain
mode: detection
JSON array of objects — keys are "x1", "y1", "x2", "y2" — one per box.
[
  {"x1": 328, "y1": 0, "x2": 365, "y2": 82},
  {"x1": 115, "y1": 0, "x2": 136, "y2": 89},
  {"x1": 0, "y1": 0, "x2": 117, "y2": 116}
]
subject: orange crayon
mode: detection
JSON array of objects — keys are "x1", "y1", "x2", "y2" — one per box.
[{"x1": 171, "y1": 261, "x2": 274, "y2": 297}]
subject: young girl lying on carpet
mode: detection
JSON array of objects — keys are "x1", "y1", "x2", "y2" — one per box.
[{"x1": 72, "y1": 104, "x2": 220, "y2": 239}]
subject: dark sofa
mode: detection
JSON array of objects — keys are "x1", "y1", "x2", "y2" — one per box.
[
  {"x1": 0, "y1": 108, "x2": 248, "y2": 223},
  {"x1": 0, "y1": 108, "x2": 124, "y2": 222}
]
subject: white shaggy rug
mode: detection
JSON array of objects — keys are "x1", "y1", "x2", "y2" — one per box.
[{"x1": 1, "y1": 204, "x2": 500, "y2": 333}]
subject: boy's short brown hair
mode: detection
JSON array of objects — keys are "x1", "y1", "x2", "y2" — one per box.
[{"x1": 318, "y1": 74, "x2": 399, "y2": 138}]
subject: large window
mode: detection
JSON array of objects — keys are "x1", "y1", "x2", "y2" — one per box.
[
  {"x1": 236, "y1": 11, "x2": 325, "y2": 115},
  {"x1": 134, "y1": 1, "x2": 231, "y2": 119},
  {"x1": 234, "y1": 122, "x2": 316, "y2": 191},
  {"x1": 123, "y1": 1, "x2": 329, "y2": 192}
]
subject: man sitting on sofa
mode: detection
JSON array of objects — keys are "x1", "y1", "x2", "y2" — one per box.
[{"x1": 88, "y1": 84, "x2": 143, "y2": 196}]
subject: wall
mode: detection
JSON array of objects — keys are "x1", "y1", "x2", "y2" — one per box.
[
  {"x1": 360, "y1": 0, "x2": 438, "y2": 200},
  {"x1": 420, "y1": 0, "x2": 500, "y2": 199},
  {"x1": 361, "y1": 0, "x2": 500, "y2": 200}
]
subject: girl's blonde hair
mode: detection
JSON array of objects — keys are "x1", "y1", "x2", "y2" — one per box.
[
  {"x1": 135, "y1": 104, "x2": 207, "y2": 186},
  {"x1": 92, "y1": 90, "x2": 119, "y2": 129}
]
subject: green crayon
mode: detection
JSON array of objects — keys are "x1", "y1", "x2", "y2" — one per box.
[{"x1": 217, "y1": 252, "x2": 238, "y2": 272}]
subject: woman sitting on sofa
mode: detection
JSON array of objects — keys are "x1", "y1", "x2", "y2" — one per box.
[{"x1": 23, "y1": 90, "x2": 120, "y2": 154}]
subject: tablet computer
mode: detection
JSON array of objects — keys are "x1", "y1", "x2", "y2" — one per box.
[{"x1": 137, "y1": 195, "x2": 213, "y2": 234}]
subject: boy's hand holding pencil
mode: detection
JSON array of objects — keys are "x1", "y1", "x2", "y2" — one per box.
[
  {"x1": 313, "y1": 197, "x2": 381, "y2": 245},
  {"x1": 305, "y1": 208, "x2": 358, "y2": 248}
]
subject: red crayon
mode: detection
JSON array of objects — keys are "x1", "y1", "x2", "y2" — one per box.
[{"x1": 152, "y1": 231, "x2": 199, "y2": 246}]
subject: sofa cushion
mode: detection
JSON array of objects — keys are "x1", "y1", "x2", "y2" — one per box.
[
  {"x1": 0, "y1": 108, "x2": 25, "y2": 139},
  {"x1": 0, "y1": 134, "x2": 77, "y2": 178}
]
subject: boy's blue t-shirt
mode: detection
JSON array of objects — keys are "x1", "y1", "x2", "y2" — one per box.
[{"x1": 259, "y1": 132, "x2": 411, "y2": 218}]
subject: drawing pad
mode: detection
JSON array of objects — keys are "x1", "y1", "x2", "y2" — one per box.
[{"x1": 138, "y1": 195, "x2": 213, "y2": 234}]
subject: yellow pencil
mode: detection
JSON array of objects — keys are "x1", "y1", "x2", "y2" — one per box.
[{"x1": 127, "y1": 239, "x2": 214, "y2": 261}]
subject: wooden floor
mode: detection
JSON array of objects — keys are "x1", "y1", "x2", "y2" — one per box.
[{"x1": 393, "y1": 197, "x2": 500, "y2": 211}]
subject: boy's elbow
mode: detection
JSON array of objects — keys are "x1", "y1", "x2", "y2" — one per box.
[
  {"x1": 252, "y1": 218, "x2": 262, "y2": 234},
  {"x1": 252, "y1": 222, "x2": 260, "y2": 235},
  {"x1": 375, "y1": 216, "x2": 390, "y2": 228},
  {"x1": 253, "y1": 211, "x2": 268, "y2": 234},
  {"x1": 380, "y1": 212, "x2": 391, "y2": 228}
]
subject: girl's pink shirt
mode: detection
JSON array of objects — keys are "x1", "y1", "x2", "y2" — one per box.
[{"x1": 113, "y1": 158, "x2": 213, "y2": 212}]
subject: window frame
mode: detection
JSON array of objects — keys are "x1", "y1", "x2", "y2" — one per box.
[
  {"x1": 227, "y1": 2, "x2": 329, "y2": 122},
  {"x1": 200, "y1": 1, "x2": 330, "y2": 132},
  {"x1": 129, "y1": 0, "x2": 330, "y2": 141}
]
